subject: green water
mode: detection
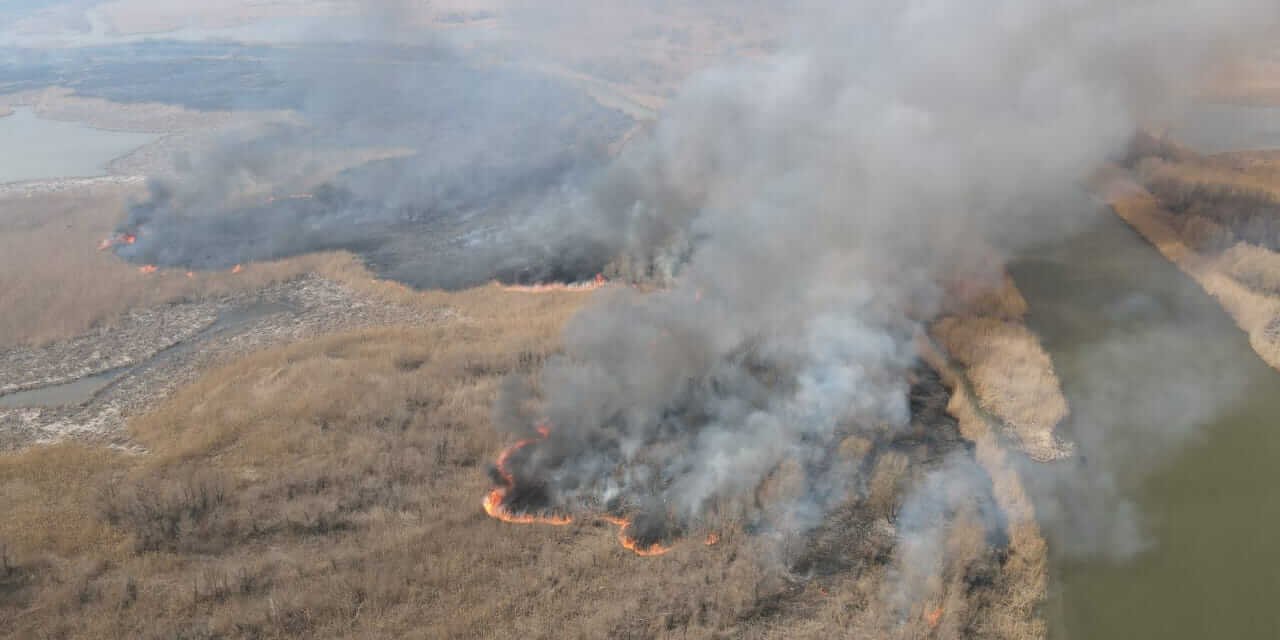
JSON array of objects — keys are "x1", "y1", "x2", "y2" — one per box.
[{"x1": 1012, "y1": 206, "x2": 1280, "y2": 638}]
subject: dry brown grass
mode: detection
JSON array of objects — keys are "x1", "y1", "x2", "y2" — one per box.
[
  {"x1": 1107, "y1": 178, "x2": 1280, "y2": 372},
  {"x1": 931, "y1": 317, "x2": 1069, "y2": 462},
  {"x1": 1138, "y1": 157, "x2": 1280, "y2": 207},
  {"x1": 918, "y1": 340, "x2": 1048, "y2": 640},
  {"x1": 0, "y1": 184, "x2": 364, "y2": 348},
  {"x1": 1219, "y1": 242, "x2": 1280, "y2": 295},
  {"x1": 965, "y1": 274, "x2": 1029, "y2": 322},
  {"x1": 1115, "y1": 140, "x2": 1280, "y2": 371},
  {"x1": 0, "y1": 172, "x2": 1048, "y2": 636},
  {"x1": 1135, "y1": 155, "x2": 1280, "y2": 252},
  {"x1": 0, "y1": 284, "x2": 823, "y2": 639},
  {"x1": 0, "y1": 276, "x2": 1050, "y2": 638}
]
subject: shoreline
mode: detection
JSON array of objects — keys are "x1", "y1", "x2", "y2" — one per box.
[
  {"x1": 1104, "y1": 174, "x2": 1280, "y2": 372},
  {"x1": 919, "y1": 337, "x2": 1049, "y2": 638},
  {"x1": 931, "y1": 272, "x2": 1073, "y2": 462}
]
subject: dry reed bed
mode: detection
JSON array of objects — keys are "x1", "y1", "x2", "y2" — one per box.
[
  {"x1": 931, "y1": 275, "x2": 1071, "y2": 462},
  {"x1": 918, "y1": 339, "x2": 1048, "y2": 640},
  {"x1": 0, "y1": 275, "x2": 1047, "y2": 638},
  {"x1": 0, "y1": 177, "x2": 1048, "y2": 637},
  {"x1": 0, "y1": 286, "x2": 863, "y2": 638},
  {"x1": 1106, "y1": 178, "x2": 1280, "y2": 371}
]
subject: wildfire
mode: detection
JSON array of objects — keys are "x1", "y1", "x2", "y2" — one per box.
[
  {"x1": 481, "y1": 423, "x2": 678, "y2": 556},
  {"x1": 186, "y1": 271, "x2": 195, "y2": 279},
  {"x1": 596, "y1": 514, "x2": 673, "y2": 557},
  {"x1": 98, "y1": 232, "x2": 138, "y2": 251},
  {"x1": 231, "y1": 264, "x2": 243, "y2": 274},
  {"x1": 704, "y1": 532, "x2": 720, "y2": 546},
  {"x1": 617, "y1": 528, "x2": 674, "y2": 557},
  {"x1": 925, "y1": 606, "x2": 944, "y2": 629},
  {"x1": 482, "y1": 424, "x2": 573, "y2": 526},
  {"x1": 139, "y1": 264, "x2": 158, "y2": 275},
  {"x1": 500, "y1": 273, "x2": 608, "y2": 293}
]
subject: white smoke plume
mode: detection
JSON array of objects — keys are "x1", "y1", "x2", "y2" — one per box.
[{"x1": 496, "y1": 0, "x2": 1280, "y2": 558}]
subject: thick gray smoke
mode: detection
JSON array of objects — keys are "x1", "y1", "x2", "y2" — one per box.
[
  {"x1": 494, "y1": 0, "x2": 1280, "y2": 560},
  {"x1": 115, "y1": 41, "x2": 630, "y2": 288},
  {"x1": 109, "y1": 0, "x2": 1278, "y2": 575}
]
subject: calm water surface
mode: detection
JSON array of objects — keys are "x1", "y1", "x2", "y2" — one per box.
[
  {"x1": 0, "y1": 108, "x2": 155, "y2": 183},
  {"x1": 1013, "y1": 207, "x2": 1280, "y2": 639}
]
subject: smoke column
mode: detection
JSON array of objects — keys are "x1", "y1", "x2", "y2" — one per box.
[{"x1": 494, "y1": 0, "x2": 1280, "y2": 558}]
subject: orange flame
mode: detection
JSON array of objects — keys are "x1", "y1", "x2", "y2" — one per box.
[
  {"x1": 619, "y1": 533, "x2": 674, "y2": 557},
  {"x1": 925, "y1": 606, "x2": 944, "y2": 629},
  {"x1": 599, "y1": 514, "x2": 674, "y2": 557},
  {"x1": 482, "y1": 424, "x2": 573, "y2": 526},
  {"x1": 98, "y1": 233, "x2": 137, "y2": 251},
  {"x1": 186, "y1": 271, "x2": 195, "y2": 279},
  {"x1": 231, "y1": 264, "x2": 243, "y2": 274},
  {"x1": 139, "y1": 264, "x2": 158, "y2": 275},
  {"x1": 704, "y1": 532, "x2": 720, "y2": 546},
  {"x1": 500, "y1": 274, "x2": 608, "y2": 294},
  {"x1": 481, "y1": 423, "x2": 679, "y2": 555}
]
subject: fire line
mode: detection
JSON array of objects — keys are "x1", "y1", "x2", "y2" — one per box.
[{"x1": 481, "y1": 422, "x2": 679, "y2": 556}]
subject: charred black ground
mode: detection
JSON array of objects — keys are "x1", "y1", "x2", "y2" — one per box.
[{"x1": 113, "y1": 45, "x2": 632, "y2": 290}]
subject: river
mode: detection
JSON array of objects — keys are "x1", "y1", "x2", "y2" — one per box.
[
  {"x1": 1012, "y1": 202, "x2": 1280, "y2": 638},
  {"x1": 0, "y1": 107, "x2": 156, "y2": 184}
]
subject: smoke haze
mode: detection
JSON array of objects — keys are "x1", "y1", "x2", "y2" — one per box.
[
  {"x1": 114, "y1": 0, "x2": 1279, "y2": 585},
  {"x1": 499, "y1": 0, "x2": 1278, "y2": 555}
]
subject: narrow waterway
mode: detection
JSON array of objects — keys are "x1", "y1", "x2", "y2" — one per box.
[{"x1": 1011, "y1": 203, "x2": 1280, "y2": 638}]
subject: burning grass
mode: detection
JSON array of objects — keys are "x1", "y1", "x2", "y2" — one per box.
[
  {"x1": 918, "y1": 340, "x2": 1049, "y2": 640},
  {"x1": 0, "y1": 173, "x2": 1047, "y2": 638},
  {"x1": 0, "y1": 183, "x2": 353, "y2": 348},
  {"x1": 0, "y1": 274, "x2": 1048, "y2": 637},
  {"x1": 0, "y1": 285, "x2": 794, "y2": 638}
]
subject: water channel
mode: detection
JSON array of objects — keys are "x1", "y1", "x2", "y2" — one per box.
[{"x1": 1013, "y1": 203, "x2": 1280, "y2": 638}]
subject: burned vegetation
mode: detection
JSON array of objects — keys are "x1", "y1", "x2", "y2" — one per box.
[{"x1": 0, "y1": 275, "x2": 1042, "y2": 638}]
